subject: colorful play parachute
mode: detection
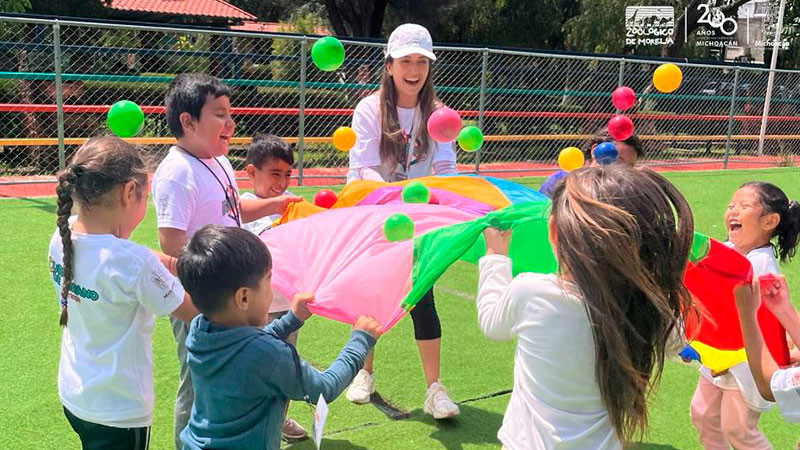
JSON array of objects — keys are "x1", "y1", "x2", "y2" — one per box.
[
  {"x1": 277, "y1": 175, "x2": 545, "y2": 224},
  {"x1": 264, "y1": 175, "x2": 549, "y2": 330},
  {"x1": 263, "y1": 176, "x2": 788, "y2": 372},
  {"x1": 684, "y1": 233, "x2": 790, "y2": 372}
]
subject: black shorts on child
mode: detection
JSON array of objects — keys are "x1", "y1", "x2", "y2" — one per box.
[{"x1": 64, "y1": 407, "x2": 151, "y2": 450}]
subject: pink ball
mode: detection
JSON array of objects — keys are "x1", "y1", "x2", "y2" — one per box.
[
  {"x1": 608, "y1": 115, "x2": 634, "y2": 141},
  {"x1": 611, "y1": 86, "x2": 635, "y2": 111},
  {"x1": 426, "y1": 107, "x2": 461, "y2": 143}
]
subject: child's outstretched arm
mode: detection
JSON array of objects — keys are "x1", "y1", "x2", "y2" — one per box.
[
  {"x1": 264, "y1": 293, "x2": 314, "y2": 340},
  {"x1": 734, "y1": 282, "x2": 779, "y2": 401},
  {"x1": 477, "y1": 228, "x2": 517, "y2": 341},
  {"x1": 153, "y1": 250, "x2": 178, "y2": 275},
  {"x1": 274, "y1": 316, "x2": 381, "y2": 403},
  {"x1": 761, "y1": 274, "x2": 800, "y2": 350},
  {"x1": 240, "y1": 195, "x2": 303, "y2": 222}
]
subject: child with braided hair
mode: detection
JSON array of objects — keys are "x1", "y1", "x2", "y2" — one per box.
[{"x1": 49, "y1": 136, "x2": 196, "y2": 449}]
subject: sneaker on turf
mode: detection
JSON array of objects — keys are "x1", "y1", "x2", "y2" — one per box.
[
  {"x1": 281, "y1": 417, "x2": 307, "y2": 441},
  {"x1": 423, "y1": 381, "x2": 460, "y2": 419},
  {"x1": 345, "y1": 369, "x2": 375, "y2": 404}
]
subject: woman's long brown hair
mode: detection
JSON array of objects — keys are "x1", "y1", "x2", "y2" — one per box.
[
  {"x1": 377, "y1": 56, "x2": 439, "y2": 168},
  {"x1": 550, "y1": 166, "x2": 694, "y2": 443}
]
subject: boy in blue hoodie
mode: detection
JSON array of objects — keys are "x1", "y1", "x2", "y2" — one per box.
[{"x1": 176, "y1": 225, "x2": 381, "y2": 449}]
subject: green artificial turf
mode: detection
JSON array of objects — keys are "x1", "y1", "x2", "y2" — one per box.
[{"x1": 2, "y1": 168, "x2": 798, "y2": 449}]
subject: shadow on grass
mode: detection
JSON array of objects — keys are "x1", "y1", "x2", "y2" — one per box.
[
  {"x1": 405, "y1": 404, "x2": 505, "y2": 450},
  {"x1": 285, "y1": 436, "x2": 370, "y2": 450},
  {"x1": 629, "y1": 444, "x2": 682, "y2": 450},
  {"x1": 10, "y1": 196, "x2": 56, "y2": 214}
]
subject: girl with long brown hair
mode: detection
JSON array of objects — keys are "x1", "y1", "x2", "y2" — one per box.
[
  {"x1": 345, "y1": 24, "x2": 459, "y2": 419},
  {"x1": 479, "y1": 166, "x2": 694, "y2": 448}
]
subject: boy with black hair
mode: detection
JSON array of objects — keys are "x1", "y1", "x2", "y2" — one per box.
[
  {"x1": 241, "y1": 134, "x2": 296, "y2": 237},
  {"x1": 241, "y1": 133, "x2": 306, "y2": 440},
  {"x1": 152, "y1": 73, "x2": 301, "y2": 448},
  {"x1": 176, "y1": 226, "x2": 380, "y2": 450}
]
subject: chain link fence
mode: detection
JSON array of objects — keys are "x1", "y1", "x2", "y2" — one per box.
[{"x1": 1, "y1": 15, "x2": 799, "y2": 187}]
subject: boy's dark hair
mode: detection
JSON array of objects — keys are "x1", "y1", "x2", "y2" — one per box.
[
  {"x1": 584, "y1": 128, "x2": 645, "y2": 160},
  {"x1": 246, "y1": 134, "x2": 295, "y2": 169},
  {"x1": 177, "y1": 225, "x2": 272, "y2": 315},
  {"x1": 165, "y1": 73, "x2": 232, "y2": 138}
]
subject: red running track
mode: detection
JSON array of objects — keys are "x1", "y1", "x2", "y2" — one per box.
[{"x1": 3, "y1": 156, "x2": 797, "y2": 198}]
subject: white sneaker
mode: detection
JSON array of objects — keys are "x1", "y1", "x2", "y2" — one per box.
[
  {"x1": 423, "y1": 381, "x2": 460, "y2": 419},
  {"x1": 345, "y1": 369, "x2": 375, "y2": 404}
]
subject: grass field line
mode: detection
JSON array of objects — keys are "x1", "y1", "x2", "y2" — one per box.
[{"x1": 436, "y1": 285, "x2": 475, "y2": 301}]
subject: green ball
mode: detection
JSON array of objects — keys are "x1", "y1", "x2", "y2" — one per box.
[
  {"x1": 311, "y1": 36, "x2": 345, "y2": 72},
  {"x1": 107, "y1": 100, "x2": 144, "y2": 138},
  {"x1": 383, "y1": 213, "x2": 415, "y2": 242},
  {"x1": 401, "y1": 181, "x2": 429, "y2": 204},
  {"x1": 457, "y1": 125, "x2": 484, "y2": 152}
]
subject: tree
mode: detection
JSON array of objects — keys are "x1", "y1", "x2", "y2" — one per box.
[
  {"x1": 322, "y1": 0, "x2": 389, "y2": 37},
  {"x1": 0, "y1": 0, "x2": 30, "y2": 13},
  {"x1": 564, "y1": 0, "x2": 675, "y2": 55},
  {"x1": 229, "y1": 0, "x2": 310, "y2": 22},
  {"x1": 27, "y1": 0, "x2": 110, "y2": 17}
]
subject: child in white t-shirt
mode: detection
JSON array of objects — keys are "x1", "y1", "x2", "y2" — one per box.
[
  {"x1": 478, "y1": 166, "x2": 694, "y2": 449},
  {"x1": 690, "y1": 182, "x2": 800, "y2": 449},
  {"x1": 240, "y1": 133, "x2": 306, "y2": 441},
  {"x1": 152, "y1": 74, "x2": 300, "y2": 448},
  {"x1": 734, "y1": 274, "x2": 800, "y2": 424},
  {"x1": 50, "y1": 136, "x2": 197, "y2": 450}
]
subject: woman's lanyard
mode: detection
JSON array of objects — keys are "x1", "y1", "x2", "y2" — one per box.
[
  {"x1": 396, "y1": 109, "x2": 420, "y2": 179},
  {"x1": 176, "y1": 146, "x2": 242, "y2": 227}
]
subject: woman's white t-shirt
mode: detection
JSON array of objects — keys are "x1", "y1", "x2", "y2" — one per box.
[
  {"x1": 699, "y1": 244, "x2": 779, "y2": 412},
  {"x1": 49, "y1": 225, "x2": 184, "y2": 427},
  {"x1": 477, "y1": 255, "x2": 622, "y2": 450},
  {"x1": 347, "y1": 94, "x2": 456, "y2": 182}
]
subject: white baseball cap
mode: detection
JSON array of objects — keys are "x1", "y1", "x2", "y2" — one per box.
[{"x1": 386, "y1": 24, "x2": 436, "y2": 61}]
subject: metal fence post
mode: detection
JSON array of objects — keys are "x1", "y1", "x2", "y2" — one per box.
[
  {"x1": 476, "y1": 49, "x2": 488, "y2": 174},
  {"x1": 297, "y1": 38, "x2": 307, "y2": 186},
  {"x1": 723, "y1": 68, "x2": 740, "y2": 170},
  {"x1": 615, "y1": 59, "x2": 625, "y2": 114},
  {"x1": 53, "y1": 21, "x2": 66, "y2": 170}
]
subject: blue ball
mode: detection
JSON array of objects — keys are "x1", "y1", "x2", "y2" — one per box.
[
  {"x1": 594, "y1": 142, "x2": 618, "y2": 165},
  {"x1": 679, "y1": 345, "x2": 701, "y2": 363}
]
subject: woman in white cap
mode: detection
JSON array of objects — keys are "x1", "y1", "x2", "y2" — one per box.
[{"x1": 345, "y1": 23, "x2": 460, "y2": 419}]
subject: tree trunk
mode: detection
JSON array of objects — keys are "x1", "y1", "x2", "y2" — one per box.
[
  {"x1": 324, "y1": 0, "x2": 350, "y2": 36},
  {"x1": 367, "y1": 0, "x2": 388, "y2": 37},
  {"x1": 323, "y1": 0, "x2": 389, "y2": 37}
]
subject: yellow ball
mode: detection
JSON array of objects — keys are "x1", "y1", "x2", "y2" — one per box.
[
  {"x1": 558, "y1": 147, "x2": 584, "y2": 172},
  {"x1": 332, "y1": 126, "x2": 356, "y2": 151},
  {"x1": 653, "y1": 63, "x2": 683, "y2": 93}
]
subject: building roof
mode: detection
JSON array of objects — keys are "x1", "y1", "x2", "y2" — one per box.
[{"x1": 108, "y1": 0, "x2": 256, "y2": 21}]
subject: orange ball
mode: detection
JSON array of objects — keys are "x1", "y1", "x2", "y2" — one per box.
[
  {"x1": 332, "y1": 126, "x2": 356, "y2": 151},
  {"x1": 653, "y1": 63, "x2": 682, "y2": 93}
]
